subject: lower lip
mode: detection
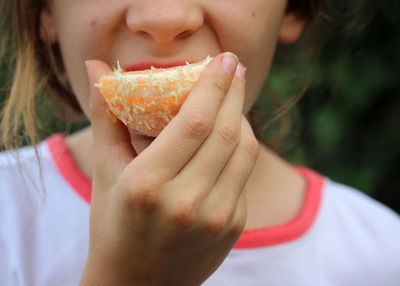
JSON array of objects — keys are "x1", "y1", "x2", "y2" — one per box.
[{"x1": 126, "y1": 62, "x2": 190, "y2": 72}]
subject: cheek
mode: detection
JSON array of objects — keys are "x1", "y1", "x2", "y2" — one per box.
[
  {"x1": 58, "y1": 32, "x2": 93, "y2": 117},
  {"x1": 55, "y1": 28, "x2": 93, "y2": 116},
  {"x1": 213, "y1": 1, "x2": 286, "y2": 114},
  {"x1": 53, "y1": 3, "x2": 122, "y2": 117}
]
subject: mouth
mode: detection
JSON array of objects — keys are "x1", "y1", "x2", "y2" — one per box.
[{"x1": 125, "y1": 61, "x2": 195, "y2": 72}]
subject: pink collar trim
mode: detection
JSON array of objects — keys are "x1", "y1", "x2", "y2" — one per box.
[
  {"x1": 234, "y1": 166, "x2": 323, "y2": 248},
  {"x1": 47, "y1": 134, "x2": 92, "y2": 204},
  {"x1": 47, "y1": 134, "x2": 324, "y2": 249}
]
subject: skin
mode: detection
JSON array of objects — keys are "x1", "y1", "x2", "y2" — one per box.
[{"x1": 41, "y1": 0, "x2": 307, "y2": 284}]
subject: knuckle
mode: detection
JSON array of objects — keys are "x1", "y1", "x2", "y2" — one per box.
[
  {"x1": 123, "y1": 173, "x2": 161, "y2": 212},
  {"x1": 170, "y1": 199, "x2": 198, "y2": 229},
  {"x1": 181, "y1": 111, "x2": 212, "y2": 139},
  {"x1": 204, "y1": 210, "x2": 231, "y2": 237},
  {"x1": 230, "y1": 220, "x2": 245, "y2": 238},
  {"x1": 201, "y1": 70, "x2": 229, "y2": 91},
  {"x1": 242, "y1": 134, "x2": 260, "y2": 159},
  {"x1": 229, "y1": 210, "x2": 246, "y2": 238},
  {"x1": 211, "y1": 77, "x2": 228, "y2": 92},
  {"x1": 216, "y1": 120, "x2": 239, "y2": 146}
]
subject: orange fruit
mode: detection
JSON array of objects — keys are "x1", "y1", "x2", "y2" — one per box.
[{"x1": 95, "y1": 56, "x2": 212, "y2": 136}]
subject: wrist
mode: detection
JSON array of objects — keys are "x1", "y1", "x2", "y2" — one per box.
[{"x1": 79, "y1": 257, "x2": 165, "y2": 286}]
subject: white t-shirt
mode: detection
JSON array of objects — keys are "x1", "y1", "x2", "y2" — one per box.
[{"x1": 1, "y1": 134, "x2": 399, "y2": 286}]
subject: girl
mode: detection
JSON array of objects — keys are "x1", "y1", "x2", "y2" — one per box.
[{"x1": 0, "y1": 0, "x2": 399, "y2": 285}]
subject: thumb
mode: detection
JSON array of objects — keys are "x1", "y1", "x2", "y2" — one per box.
[{"x1": 86, "y1": 60, "x2": 136, "y2": 182}]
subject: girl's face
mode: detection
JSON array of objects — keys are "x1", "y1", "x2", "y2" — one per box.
[{"x1": 42, "y1": 0, "x2": 305, "y2": 118}]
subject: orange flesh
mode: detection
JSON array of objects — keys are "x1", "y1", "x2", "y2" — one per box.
[{"x1": 96, "y1": 57, "x2": 212, "y2": 136}]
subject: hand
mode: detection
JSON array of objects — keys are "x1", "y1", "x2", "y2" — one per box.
[{"x1": 81, "y1": 53, "x2": 259, "y2": 286}]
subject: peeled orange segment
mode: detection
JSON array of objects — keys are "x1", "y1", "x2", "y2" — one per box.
[{"x1": 95, "y1": 56, "x2": 212, "y2": 137}]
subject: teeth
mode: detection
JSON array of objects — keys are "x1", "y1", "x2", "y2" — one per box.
[{"x1": 96, "y1": 56, "x2": 212, "y2": 137}]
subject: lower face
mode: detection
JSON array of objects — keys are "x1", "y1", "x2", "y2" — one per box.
[{"x1": 48, "y1": 0, "x2": 288, "y2": 120}]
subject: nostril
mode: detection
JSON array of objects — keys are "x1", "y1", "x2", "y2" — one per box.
[
  {"x1": 177, "y1": 30, "x2": 192, "y2": 39},
  {"x1": 136, "y1": 30, "x2": 152, "y2": 39},
  {"x1": 137, "y1": 30, "x2": 148, "y2": 36}
]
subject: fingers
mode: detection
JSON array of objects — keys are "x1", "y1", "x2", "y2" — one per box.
[
  {"x1": 86, "y1": 60, "x2": 136, "y2": 182},
  {"x1": 206, "y1": 117, "x2": 259, "y2": 214},
  {"x1": 128, "y1": 53, "x2": 239, "y2": 181},
  {"x1": 225, "y1": 191, "x2": 247, "y2": 241},
  {"x1": 173, "y1": 64, "x2": 246, "y2": 191}
]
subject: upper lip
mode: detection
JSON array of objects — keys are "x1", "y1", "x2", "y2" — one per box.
[{"x1": 124, "y1": 61, "x2": 196, "y2": 72}]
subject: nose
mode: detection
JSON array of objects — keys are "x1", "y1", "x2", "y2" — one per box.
[{"x1": 126, "y1": 1, "x2": 203, "y2": 45}]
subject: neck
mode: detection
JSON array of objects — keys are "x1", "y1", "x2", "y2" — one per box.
[{"x1": 66, "y1": 127, "x2": 306, "y2": 230}]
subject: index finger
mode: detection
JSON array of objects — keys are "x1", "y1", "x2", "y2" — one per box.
[{"x1": 129, "y1": 52, "x2": 240, "y2": 180}]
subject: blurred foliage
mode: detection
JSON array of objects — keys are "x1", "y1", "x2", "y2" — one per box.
[
  {"x1": 254, "y1": 0, "x2": 400, "y2": 213},
  {"x1": 0, "y1": 0, "x2": 398, "y2": 213}
]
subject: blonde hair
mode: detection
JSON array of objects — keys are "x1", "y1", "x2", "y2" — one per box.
[
  {"x1": 0, "y1": 0, "x2": 324, "y2": 152},
  {"x1": 0, "y1": 0, "x2": 82, "y2": 152}
]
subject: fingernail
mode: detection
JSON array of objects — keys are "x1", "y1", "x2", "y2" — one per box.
[
  {"x1": 85, "y1": 60, "x2": 90, "y2": 67},
  {"x1": 221, "y1": 52, "x2": 238, "y2": 75},
  {"x1": 235, "y1": 63, "x2": 246, "y2": 82}
]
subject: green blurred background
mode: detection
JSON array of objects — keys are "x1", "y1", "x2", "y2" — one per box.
[
  {"x1": 1, "y1": 1, "x2": 399, "y2": 213},
  {"x1": 253, "y1": 0, "x2": 400, "y2": 213}
]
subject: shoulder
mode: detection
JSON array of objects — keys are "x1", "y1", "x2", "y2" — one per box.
[
  {"x1": 0, "y1": 140, "x2": 54, "y2": 193},
  {"x1": 0, "y1": 135, "x2": 90, "y2": 286},
  {"x1": 322, "y1": 178, "x2": 400, "y2": 235},
  {"x1": 0, "y1": 139, "x2": 52, "y2": 170},
  {"x1": 316, "y1": 177, "x2": 400, "y2": 282},
  {"x1": 296, "y1": 167, "x2": 400, "y2": 251},
  {"x1": 0, "y1": 137, "x2": 58, "y2": 210},
  {"x1": 0, "y1": 139, "x2": 51, "y2": 204}
]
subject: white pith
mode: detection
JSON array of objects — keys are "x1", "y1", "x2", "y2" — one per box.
[{"x1": 95, "y1": 56, "x2": 212, "y2": 136}]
